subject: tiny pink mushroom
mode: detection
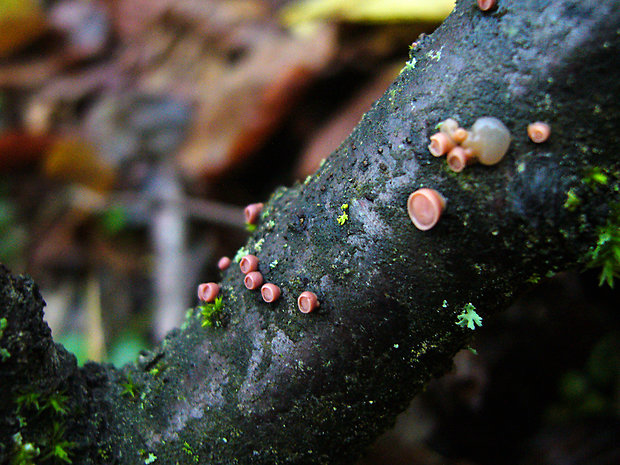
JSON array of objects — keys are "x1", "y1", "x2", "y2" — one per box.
[
  {"x1": 218, "y1": 256, "x2": 231, "y2": 271},
  {"x1": 452, "y1": 127, "x2": 469, "y2": 144},
  {"x1": 527, "y1": 122, "x2": 551, "y2": 143},
  {"x1": 197, "y1": 282, "x2": 220, "y2": 303},
  {"x1": 407, "y1": 188, "x2": 446, "y2": 231},
  {"x1": 447, "y1": 146, "x2": 475, "y2": 173},
  {"x1": 428, "y1": 132, "x2": 455, "y2": 157},
  {"x1": 244, "y1": 202, "x2": 264, "y2": 225},
  {"x1": 244, "y1": 271, "x2": 264, "y2": 290},
  {"x1": 477, "y1": 0, "x2": 497, "y2": 11},
  {"x1": 298, "y1": 291, "x2": 319, "y2": 314},
  {"x1": 239, "y1": 254, "x2": 259, "y2": 274},
  {"x1": 261, "y1": 283, "x2": 281, "y2": 303}
]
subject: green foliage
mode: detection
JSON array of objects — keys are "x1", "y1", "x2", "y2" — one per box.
[
  {"x1": 200, "y1": 296, "x2": 224, "y2": 328},
  {"x1": 182, "y1": 442, "x2": 200, "y2": 463},
  {"x1": 456, "y1": 303, "x2": 483, "y2": 330},
  {"x1": 0, "y1": 316, "x2": 10, "y2": 361},
  {"x1": 11, "y1": 433, "x2": 39, "y2": 465},
  {"x1": 587, "y1": 204, "x2": 620, "y2": 288},
  {"x1": 12, "y1": 389, "x2": 75, "y2": 464},
  {"x1": 120, "y1": 373, "x2": 139, "y2": 398},
  {"x1": 15, "y1": 392, "x2": 41, "y2": 413},
  {"x1": 583, "y1": 166, "x2": 609, "y2": 186},
  {"x1": 233, "y1": 246, "x2": 249, "y2": 263}
]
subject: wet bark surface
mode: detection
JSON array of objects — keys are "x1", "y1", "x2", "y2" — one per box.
[{"x1": 1, "y1": 1, "x2": 619, "y2": 464}]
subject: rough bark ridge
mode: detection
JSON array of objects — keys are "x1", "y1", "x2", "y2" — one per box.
[{"x1": 1, "y1": 0, "x2": 619, "y2": 464}]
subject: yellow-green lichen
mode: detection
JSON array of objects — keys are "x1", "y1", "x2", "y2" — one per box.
[{"x1": 337, "y1": 204, "x2": 349, "y2": 225}]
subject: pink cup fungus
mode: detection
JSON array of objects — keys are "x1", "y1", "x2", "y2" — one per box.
[
  {"x1": 197, "y1": 282, "x2": 220, "y2": 303},
  {"x1": 477, "y1": 0, "x2": 497, "y2": 11},
  {"x1": 244, "y1": 202, "x2": 264, "y2": 225},
  {"x1": 452, "y1": 127, "x2": 469, "y2": 144},
  {"x1": 527, "y1": 122, "x2": 551, "y2": 143},
  {"x1": 407, "y1": 188, "x2": 446, "y2": 231},
  {"x1": 239, "y1": 254, "x2": 259, "y2": 274},
  {"x1": 298, "y1": 291, "x2": 319, "y2": 314},
  {"x1": 447, "y1": 146, "x2": 475, "y2": 173},
  {"x1": 428, "y1": 132, "x2": 456, "y2": 157},
  {"x1": 261, "y1": 283, "x2": 281, "y2": 303},
  {"x1": 218, "y1": 256, "x2": 231, "y2": 271},
  {"x1": 244, "y1": 271, "x2": 263, "y2": 290},
  {"x1": 461, "y1": 117, "x2": 511, "y2": 166}
]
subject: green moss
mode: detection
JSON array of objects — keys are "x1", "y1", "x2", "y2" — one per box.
[
  {"x1": 586, "y1": 204, "x2": 620, "y2": 288},
  {"x1": 182, "y1": 442, "x2": 200, "y2": 463},
  {"x1": 0, "y1": 317, "x2": 9, "y2": 361},
  {"x1": 564, "y1": 188, "x2": 581, "y2": 211},
  {"x1": 233, "y1": 246, "x2": 249, "y2": 263},
  {"x1": 12, "y1": 389, "x2": 75, "y2": 464},
  {"x1": 584, "y1": 166, "x2": 609, "y2": 186},
  {"x1": 200, "y1": 296, "x2": 224, "y2": 328},
  {"x1": 11, "y1": 433, "x2": 40, "y2": 465},
  {"x1": 120, "y1": 373, "x2": 139, "y2": 398}
]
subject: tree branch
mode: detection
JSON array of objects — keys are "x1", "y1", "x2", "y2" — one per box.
[{"x1": 1, "y1": 0, "x2": 619, "y2": 464}]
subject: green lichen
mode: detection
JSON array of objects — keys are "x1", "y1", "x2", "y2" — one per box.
[
  {"x1": 456, "y1": 303, "x2": 483, "y2": 330},
  {"x1": 254, "y1": 238, "x2": 265, "y2": 252},
  {"x1": 337, "y1": 204, "x2": 349, "y2": 225},
  {"x1": 586, "y1": 204, "x2": 620, "y2": 288},
  {"x1": 200, "y1": 296, "x2": 224, "y2": 328}
]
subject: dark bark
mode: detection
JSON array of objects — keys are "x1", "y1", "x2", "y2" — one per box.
[{"x1": 1, "y1": 0, "x2": 619, "y2": 464}]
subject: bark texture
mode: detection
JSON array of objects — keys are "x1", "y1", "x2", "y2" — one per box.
[{"x1": 1, "y1": 0, "x2": 619, "y2": 464}]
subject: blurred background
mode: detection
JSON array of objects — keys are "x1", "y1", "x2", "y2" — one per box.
[{"x1": 0, "y1": 1, "x2": 617, "y2": 464}]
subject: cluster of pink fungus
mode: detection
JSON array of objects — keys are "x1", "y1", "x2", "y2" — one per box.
[
  {"x1": 197, "y1": 201, "x2": 320, "y2": 314},
  {"x1": 429, "y1": 117, "x2": 511, "y2": 172},
  {"x1": 407, "y1": 188, "x2": 446, "y2": 231}
]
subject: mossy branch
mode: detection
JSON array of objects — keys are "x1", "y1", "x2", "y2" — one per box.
[{"x1": 1, "y1": 1, "x2": 619, "y2": 464}]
